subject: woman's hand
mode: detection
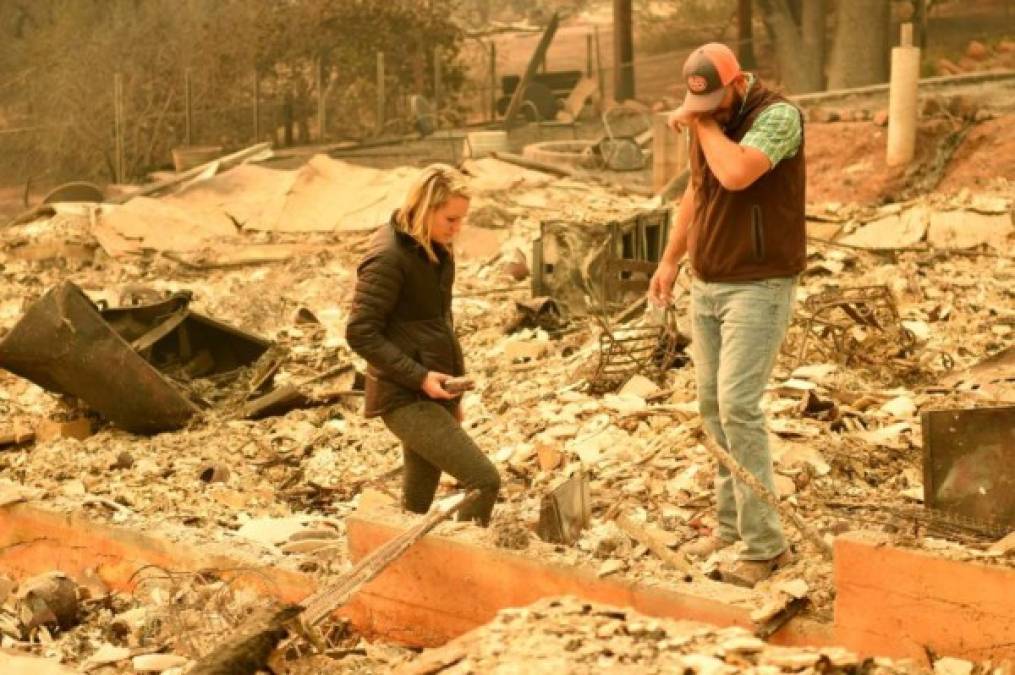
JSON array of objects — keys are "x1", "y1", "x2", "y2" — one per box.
[{"x1": 421, "y1": 371, "x2": 457, "y2": 400}]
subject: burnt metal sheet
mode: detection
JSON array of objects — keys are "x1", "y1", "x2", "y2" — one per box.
[
  {"x1": 938, "y1": 345, "x2": 1015, "y2": 400},
  {"x1": 536, "y1": 472, "x2": 591, "y2": 545},
  {"x1": 41, "y1": 181, "x2": 104, "y2": 204},
  {"x1": 101, "y1": 295, "x2": 270, "y2": 380},
  {"x1": 0, "y1": 281, "x2": 271, "y2": 434},
  {"x1": 922, "y1": 406, "x2": 1015, "y2": 530},
  {"x1": 0, "y1": 282, "x2": 199, "y2": 433}
]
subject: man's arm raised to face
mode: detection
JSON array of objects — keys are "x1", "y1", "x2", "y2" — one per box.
[{"x1": 693, "y1": 116, "x2": 772, "y2": 192}]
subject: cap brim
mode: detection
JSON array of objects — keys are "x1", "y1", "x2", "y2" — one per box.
[{"x1": 681, "y1": 87, "x2": 726, "y2": 113}]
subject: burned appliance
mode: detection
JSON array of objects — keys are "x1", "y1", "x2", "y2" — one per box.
[
  {"x1": 922, "y1": 406, "x2": 1015, "y2": 532},
  {"x1": 531, "y1": 207, "x2": 670, "y2": 317}
]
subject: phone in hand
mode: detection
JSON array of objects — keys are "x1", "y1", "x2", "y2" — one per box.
[{"x1": 442, "y1": 376, "x2": 475, "y2": 394}]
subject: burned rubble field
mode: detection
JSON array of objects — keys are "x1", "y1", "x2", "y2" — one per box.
[
  {"x1": 0, "y1": 157, "x2": 1012, "y2": 670},
  {"x1": 390, "y1": 596, "x2": 931, "y2": 674}
]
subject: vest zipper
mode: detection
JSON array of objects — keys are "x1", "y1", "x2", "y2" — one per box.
[{"x1": 750, "y1": 205, "x2": 765, "y2": 262}]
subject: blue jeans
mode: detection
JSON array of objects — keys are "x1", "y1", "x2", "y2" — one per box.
[{"x1": 690, "y1": 276, "x2": 795, "y2": 560}]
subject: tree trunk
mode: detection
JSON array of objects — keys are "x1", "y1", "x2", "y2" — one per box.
[
  {"x1": 827, "y1": 0, "x2": 891, "y2": 89},
  {"x1": 756, "y1": 0, "x2": 825, "y2": 93},
  {"x1": 282, "y1": 91, "x2": 294, "y2": 147},
  {"x1": 801, "y1": 0, "x2": 827, "y2": 89},
  {"x1": 737, "y1": 0, "x2": 757, "y2": 69},
  {"x1": 912, "y1": 0, "x2": 928, "y2": 51},
  {"x1": 787, "y1": 0, "x2": 803, "y2": 25}
]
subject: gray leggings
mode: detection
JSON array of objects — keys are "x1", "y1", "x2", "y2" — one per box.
[{"x1": 381, "y1": 401, "x2": 501, "y2": 526}]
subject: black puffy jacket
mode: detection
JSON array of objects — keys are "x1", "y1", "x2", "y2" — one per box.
[{"x1": 345, "y1": 216, "x2": 465, "y2": 418}]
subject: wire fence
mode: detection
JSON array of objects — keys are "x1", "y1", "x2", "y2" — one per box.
[
  {"x1": 0, "y1": 64, "x2": 436, "y2": 191},
  {"x1": 2, "y1": 2, "x2": 1012, "y2": 195}
]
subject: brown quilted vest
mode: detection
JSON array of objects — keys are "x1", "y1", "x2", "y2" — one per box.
[{"x1": 687, "y1": 80, "x2": 806, "y2": 282}]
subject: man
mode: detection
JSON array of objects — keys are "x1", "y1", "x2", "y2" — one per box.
[{"x1": 648, "y1": 43, "x2": 805, "y2": 587}]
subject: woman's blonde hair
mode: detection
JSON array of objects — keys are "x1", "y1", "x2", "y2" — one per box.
[{"x1": 395, "y1": 163, "x2": 471, "y2": 263}]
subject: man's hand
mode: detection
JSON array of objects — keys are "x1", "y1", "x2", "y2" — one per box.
[
  {"x1": 421, "y1": 371, "x2": 457, "y2": 400},
  {"x1": 648, "y1": 260, "x2": 679, "y2": 307},
  {"x1": 667, "y1": 106, "x2": 704, "y2": 132}
]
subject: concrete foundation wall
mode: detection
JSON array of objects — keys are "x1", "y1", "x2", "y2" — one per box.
[{"x1": 2, "y1": 501, "x2": 1013, "y2": 665}]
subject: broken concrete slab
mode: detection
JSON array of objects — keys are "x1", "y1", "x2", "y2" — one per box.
[
  {"x1": 453, "y1": 224, "x2": 508, "y2": 260},
  {"x1": 459, "y1": 157, "x2": 556, "y2": 192},
  {"x1": 235, "y1": 516, "x2": 321, "y2": 547},
  {"x1": 131, "y1": 653, "x2": 190, "y2": 672},
  {"x1": 92, "y1": 197, "x2": 238, "y2": 257},
  {"x1": 619, "y1": 374, "x2": 663, "y2": 399},
  {"x1": 164, "y1": 162, "x2": 295, "y2": 232},
  {"x1": 840, "y1": 206, "x2": 929, "y2": 249},
  {"x1": 504, "y1": 338, "x2": 549, "y2": 362},
  {"x1": 80, "y1": 643, "x2": 131, "y2": 671},
  {"x1": 926, "y1": 209, "x2": 1013, "y2": 250}
]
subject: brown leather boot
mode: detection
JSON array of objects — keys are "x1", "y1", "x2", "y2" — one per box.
[
  {"x1": 720, "y1": 549, "x2": 794, "y2": 588},
  {"x1": 679, "y1": 535, "x2": 736, "y2": 559}
]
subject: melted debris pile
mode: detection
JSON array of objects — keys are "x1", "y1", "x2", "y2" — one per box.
[{"x1": 396, "y1": 596, "x2": 934, "y2": 674}]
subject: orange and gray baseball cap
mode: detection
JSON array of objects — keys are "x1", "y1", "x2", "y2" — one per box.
[{"x1": 681, "y1": 43, "x2": 742, "y2": 112}]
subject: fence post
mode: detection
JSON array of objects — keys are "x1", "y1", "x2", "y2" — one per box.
[
  {"x1": 184, "y1": 68, "x2": 193, "y2": 146},
  {"x1": 114, "y1": 73, "x2": 125, "y2": 183},
  {"x1": 886, "y1": 23, "x2": 919, "y2": 167},
  {"x1": 252, "y1": 69, "x2": 260, "y2": 142},
  {"x1": 317, "y1": 56, "x2": 326, "y2": 142},
  {"x1": 376, "y1": 51, "x2": 385, "y2": 134},
  {"x1": 586, "y1": 33, "x2": 594, "y2": 77},
  {"x1": 434, "y1": 46, "x2": 442, "y2": 130},
  {"x1": 489, "y1": 42, "x2": 497, "y2": 122},
  {"x1": 594, "y1": 26, "x2": 605, "y2": 106}
]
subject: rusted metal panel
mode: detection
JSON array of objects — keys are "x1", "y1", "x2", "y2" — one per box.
[
  {"x1": 0, "y1": 281, "x2": 271, "y2": 434},
  {"x1": 102, "y1": 296, "x2": 270, "y2": 379},
  {"x1": 922, "y1": 406, "x2": 1015, "y2": 530},
  {"x1": 536, "y1": 472, "x2": 591, "y2": 545},
  {"x1": 0, "y1": 282, "x2": 199, "y2": 433}
]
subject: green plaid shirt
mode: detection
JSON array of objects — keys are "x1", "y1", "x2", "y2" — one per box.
[{"x1": 738, "y1": 74, "x2": 802, "y2": 167}]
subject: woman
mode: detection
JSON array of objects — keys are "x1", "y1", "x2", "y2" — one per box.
[{"x1": 345, "y1": 164, "x2": 501, "y2": 525}]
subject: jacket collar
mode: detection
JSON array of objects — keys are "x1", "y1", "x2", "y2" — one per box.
[
  {"x1": 725, "y1": 75, "x2": 772, "y2": 132},
  {"x1": 388, "y1": 211, "x2": 451, "y2": 262}
]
